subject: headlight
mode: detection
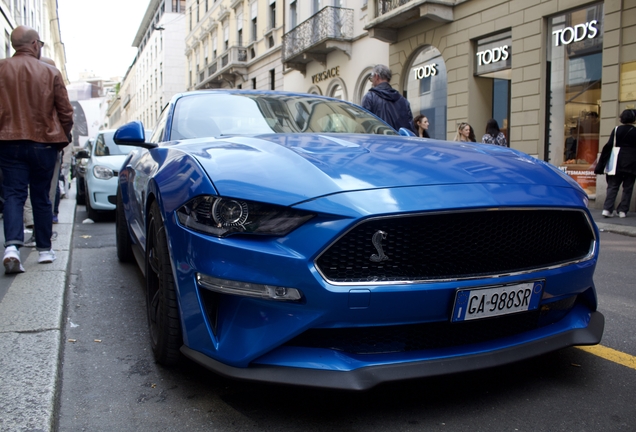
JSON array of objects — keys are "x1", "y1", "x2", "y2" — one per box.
[
  {"x1": 93, "y1": 165, "x2": 114, "y2": 180},
  {"x1": 177, "y1": 196, "x2": 314, "y2": 237}
]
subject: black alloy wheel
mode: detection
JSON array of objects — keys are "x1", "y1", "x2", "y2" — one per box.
[
  {"x1": 76, "y1": 178, "x2": 85, "y2": 205},
  {"x1": 146, "y1": 201, "x2": 182, "y2": 366},
  {"x1": 115, "y1": 186, "x2": 134, "y2": 263},
  {"x1": 85, "y1": 187, "x2": 100, "y2": 221}
]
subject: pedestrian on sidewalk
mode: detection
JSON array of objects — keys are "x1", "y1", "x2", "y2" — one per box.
[
  {"x1": 594, "y1": 109, "x2": 636, "y2": 219},
  {"x1": 0, "y1": 26, "x2": 74, "y2": 273},
  {"x1": 481, "y1": 118, "x2": 508, "y2": 147},
  {"x1": 454, "y1": 122, "x2": 477, "y2": 142},
  {"x1": 362, "y1": 65, "x2": 416, "y2": 134},
  {"x1": 413, "y1": 114, "x2": 430, "y2": 138},
  {"x1": 24, "y1": 56, "x2": 64, "y2": 247}
]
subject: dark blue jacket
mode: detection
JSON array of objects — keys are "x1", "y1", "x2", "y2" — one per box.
[{"x1": 362, "y1": 82, "x2": 415, "y2": 133}]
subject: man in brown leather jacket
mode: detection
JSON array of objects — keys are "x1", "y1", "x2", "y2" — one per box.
[{"x1": 0, "y1": 25, "x2": 74, "y2": 273}]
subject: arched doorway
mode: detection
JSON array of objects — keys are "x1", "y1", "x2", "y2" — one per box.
[{"x1": 404, "y1": 46, "x2": 447, "y2": 140}]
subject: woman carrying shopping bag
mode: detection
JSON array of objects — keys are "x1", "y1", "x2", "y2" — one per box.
[{"x1": 594, "y1": 109, "x2": 636, "y2": 218}]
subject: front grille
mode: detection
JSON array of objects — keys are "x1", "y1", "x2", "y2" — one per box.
[
  {"x1": 283, "y1": 296, "x2": 577, "y2": 354},
  {"x1": 315, "y1": 209, "x2": 595, "y2": 283}
]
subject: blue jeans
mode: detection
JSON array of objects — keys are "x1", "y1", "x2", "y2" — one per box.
[{"x1": 0, "y1": 141, "x2": 58, "y2": 250}]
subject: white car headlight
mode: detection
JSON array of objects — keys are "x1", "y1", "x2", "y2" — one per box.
[
  {"x1": 93, "y1": 165, "x2": 114, "y2": 180},
  {"x1": 177, "y1": 196, "x2": 314, "y2": 237}
]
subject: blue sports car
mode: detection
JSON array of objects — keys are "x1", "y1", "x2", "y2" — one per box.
[{"x1": 114, "y1": 90, "x2": 603, "y2": 390}]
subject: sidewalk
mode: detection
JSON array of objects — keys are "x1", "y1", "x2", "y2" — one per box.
[
  {"x1": 588, "y1": 207, "x2": 636, "y2": 237},
  {"x1": 0, "y1": 192, "x2": 634, "y2": 430},
  {"x1": 0, "y1": 189, "x2": 76, "y2": 431}
]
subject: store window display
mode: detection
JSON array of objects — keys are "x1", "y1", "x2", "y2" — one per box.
[{"x1": 547, "y1": 3, "x2": 604, "y2": 198}]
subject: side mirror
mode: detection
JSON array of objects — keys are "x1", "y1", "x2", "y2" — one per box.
[
  {"x1": 398, "y1": 127, "x2": 416, "y2": 137},
  {"x1": 114, "y1": 121, "x2": 157, "y2": 149},
  {"x1": 75, "y1": 150, "x2": 89, "y2": 159}
]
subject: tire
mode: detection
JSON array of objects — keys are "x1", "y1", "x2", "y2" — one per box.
[
  {"x1": 146, "y1": 201, "x2": 182, "y2": 366},
  {"x1": 76, "y1": 178, "x2": 85, "y2": 205},
  {"x1": 115, "y1": 187, "x2": 134, "y2": 263},
  {"x1": 85, "y1": 187, "x2": 100, "y2": 221}
]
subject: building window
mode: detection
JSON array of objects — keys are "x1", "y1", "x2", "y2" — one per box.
[
  {"x1": 269, "y1": 0, "x2": 276, "y2": 30},
  {"x1": 196, "y1": 0, "x2": 200, "y2": 22},
  {"x1": 189, "y1": 60, "x2": 192, "y2": 87},
  {"x1": 237, "y1": 11, "x2": 244, "y2": 46},
  {"x1": 160, "y1": 63, "x2": 163, "y2": 85},
  {"x1": 251, "y1": 2, "x2": 257, "y2": 42},
  {"x1": 252, "y1": 77, "x2": 257, "y2": 89},
  {"x1": 213, "y1": 35, "x2": 218, "y2": 59},
  {"x1": 313, "y1": 0, "x2": 321, "y2": 14},
  {"x1": 223, "y1": 25, "x2": 229, "y2": 50},
  {"x1": 290, "y1": 0, "x2": 297, "y2": 29},
  {"x1": 195, "y1": 48, "x2": 200, "y2": 81},
  {"x1": 270, "y1": 68, "x2": 275, "y2": 90}
]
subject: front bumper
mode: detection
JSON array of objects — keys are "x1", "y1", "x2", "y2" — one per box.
[
  {"x1": 87, "y1": 176, "x2": 118, "y2": 210},
  {"x1": 181, "y1": 311, "x2": 604, "y2": 390}
]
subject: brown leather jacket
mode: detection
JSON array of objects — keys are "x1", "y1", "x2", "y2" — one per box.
[{"x1": 0, "y1": 48, "x2": 74, "y2": 148}]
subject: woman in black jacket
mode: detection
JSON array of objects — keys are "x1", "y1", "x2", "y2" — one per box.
[{"x1": 594, "y1": 109, "x2": 636, "y2": 218}]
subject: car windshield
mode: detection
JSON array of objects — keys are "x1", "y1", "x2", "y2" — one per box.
[
  {"x1": 169, "y1": 93, "x2": 398, "y2": 140},
  {"x1": 94, "y1": 131, "x2": 137, "y2": 156}
]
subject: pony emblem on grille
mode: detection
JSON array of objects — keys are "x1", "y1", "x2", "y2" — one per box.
[{"x1": 370, "y1": 230, "x2": 389, "y2": 262}]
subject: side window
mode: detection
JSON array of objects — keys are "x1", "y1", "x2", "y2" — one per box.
[
  {"x1": 151, "y1": 106, "x2": 170, "y2": 143},
  {"x1": 94, "y1": 134, "x2": 108, "y2": 156}
]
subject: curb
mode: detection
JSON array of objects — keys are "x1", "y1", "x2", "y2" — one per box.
[{"x1": 0, "y1": 188, "x2": 76, "y2": 431}]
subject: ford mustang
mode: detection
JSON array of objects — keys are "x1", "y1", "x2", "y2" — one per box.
[{"x1": 114, "y1": 90, "x2": 604, "y2": 390}]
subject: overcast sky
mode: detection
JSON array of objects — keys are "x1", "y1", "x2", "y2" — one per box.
[{"x1": 57, "y1": 0, "x2": 150, "y2": 82}]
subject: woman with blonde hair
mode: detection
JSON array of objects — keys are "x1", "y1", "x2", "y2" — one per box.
[{"x1": 454, "y1": 122, "x2": 476, "y2": 142}]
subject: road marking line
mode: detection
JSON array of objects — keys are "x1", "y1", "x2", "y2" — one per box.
[{"x1": 577, "y1": 345, "x2": 636, "y2": 370}]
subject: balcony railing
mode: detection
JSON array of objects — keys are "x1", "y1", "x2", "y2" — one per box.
[
  {"x1": 282, "y1": 6, "x2": 353, "y2": 63},
  {"x1": 365, "y1": 0, "x2": 454, "y2": 43},
  {"x1": 377, "y1": 0, "x2": 413, "y2": 15},
  {"x1": 196, "y1": 45, "x2": 248, "y2": 89}
]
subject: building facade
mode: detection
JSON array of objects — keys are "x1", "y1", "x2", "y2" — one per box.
[
  {"x1": 113, "y1": 0, "x2": 187, "y2": 130},
  {"x1": 362, "y1": 0, "x2": 636, "y2": 209},
  {"x1": 281, "y1": 1, "x2": 390, "y2": 107},
  {"x1": 0, "y1": 0, "x2": 68, "y2": 82},
  {"x1": 185, "y1": 0, "x2": 285, "y2": 92}
]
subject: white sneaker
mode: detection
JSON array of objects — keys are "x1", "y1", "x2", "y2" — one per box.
[
  {"x1": 4, "y1": 246, "x2": 25, "y2": 274},
  {"x1": 618, "y1": 212, "x2": 627, "y2": 218},
  {"x1": 38, "y1": 249, "x2": 56, "y2": 264},
  {"x1": 602, "y1": 210, "x2": 615, "y2": 218}
]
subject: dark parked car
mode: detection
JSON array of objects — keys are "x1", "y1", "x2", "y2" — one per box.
[
  {"x1": 114, "y1": 90, "x2": 603, "y2": 390},
  {"x1": 73, "y1": 138, "x2": 92, "y2": 206}
]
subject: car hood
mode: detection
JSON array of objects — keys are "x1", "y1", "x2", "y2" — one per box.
[
  {"x1": 179, "y1": 134, "x2": 581, "y2": 206},
  {"x1": 91, "y1": 155, "x2": 128, "y2": 171}
]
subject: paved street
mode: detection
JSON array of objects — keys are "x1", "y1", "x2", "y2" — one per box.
[{"x1": 0, "y1": 183, "x2": 635, "y2": 431}]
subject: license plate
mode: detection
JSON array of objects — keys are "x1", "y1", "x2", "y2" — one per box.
[{"x1": 451, "y1": 281, "x2": 543, "y2": 322}]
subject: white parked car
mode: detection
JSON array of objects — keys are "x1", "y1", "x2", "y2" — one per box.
[{"x1": 74, "y1": 130, "x2": 138, "y2": 221}]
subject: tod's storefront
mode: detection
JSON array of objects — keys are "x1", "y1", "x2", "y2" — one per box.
[{"x1": 368, "y1": 0, "x2": 636, "y2": 209}]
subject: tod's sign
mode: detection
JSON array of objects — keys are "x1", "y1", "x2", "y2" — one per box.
[
  {"x1": 474, "y1": 31, "x2": 512, "y2": 76},
  {"x1": 476, "y1": 46, "x2": 509, "y2": 66},
  {"x1": 552, "y1": 20, "x2": 599, "y2": 46}
]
